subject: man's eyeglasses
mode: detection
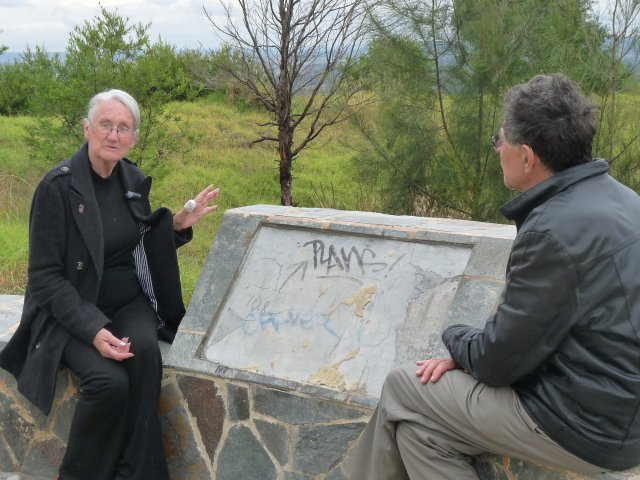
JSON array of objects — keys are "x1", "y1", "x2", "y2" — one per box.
[
  {"x1": 491, "y1": 134, "x2": 503, "y2": 149},
  {"x1": 93, "y1": 122, "x2": 134, "y2": 139}
]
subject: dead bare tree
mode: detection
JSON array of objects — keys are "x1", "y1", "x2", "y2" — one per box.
[{"x1": 204, "y1": 0, "x2": 367, "y2": 205}]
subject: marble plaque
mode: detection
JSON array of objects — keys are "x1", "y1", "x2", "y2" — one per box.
[{"x1": 203, "y1": 225, "x2": 472, "y2": 398}]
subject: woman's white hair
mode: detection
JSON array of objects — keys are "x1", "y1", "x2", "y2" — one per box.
[{"x1": 86, "y1": 89, "x2": 141, "y2": 130}]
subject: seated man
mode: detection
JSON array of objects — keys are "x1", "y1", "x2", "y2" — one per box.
[{"x1": 342, "y1": 73, "x2": 640, "y2": 479}]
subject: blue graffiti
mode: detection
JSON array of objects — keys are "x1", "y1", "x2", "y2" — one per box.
[{"x1": 239, "y1": 309, "x2": 339, "y2": 337}]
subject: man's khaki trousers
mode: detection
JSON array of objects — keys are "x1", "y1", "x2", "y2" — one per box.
[{"x1": 342, "y1": 365, "x2": 606, "y2": 479}]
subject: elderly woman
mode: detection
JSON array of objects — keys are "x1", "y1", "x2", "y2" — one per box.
[{"x1": 0, "y1": 89, "x2": 219, "y2": 480}]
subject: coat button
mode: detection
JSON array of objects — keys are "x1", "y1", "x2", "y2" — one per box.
[
  {"x1": 61, "y1": 166, "x2": 70, "y2": 172},
  {"x1": 35, "y1": 342, "x2": 41, "y2": 350},
  {"x1": 76, "y1": 261, "x2": 84, "y2": 270}
]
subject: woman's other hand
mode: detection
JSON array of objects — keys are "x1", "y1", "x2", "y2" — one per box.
[
  {"x1": 172, "y1": 185, "x2": 220, "y2": 231},
  {"x1": 92, "y1": 328, "x2": 134, "y2": 361}
]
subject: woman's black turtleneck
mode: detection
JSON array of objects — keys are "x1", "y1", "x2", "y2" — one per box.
[{"x1": 90, "y1": 162, "x2": 142, "y2": 313}]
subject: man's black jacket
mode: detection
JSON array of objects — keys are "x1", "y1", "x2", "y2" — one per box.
[{"x1": 444, "y1": 160, "x2": 640, "y2": 470}]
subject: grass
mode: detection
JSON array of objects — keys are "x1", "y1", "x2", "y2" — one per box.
[
  {"x1": 5, "y1": 90, "x2": 640, "y2": 300},
  {"x1": 0, "y1": 94, "x2": 372, "y2": 302},
  {"x1": 0, "y1": 218, "x2": 28, "y2": 293},
  {"x1": 0, "y1": 115, "x2": 43, "y2": 293}
]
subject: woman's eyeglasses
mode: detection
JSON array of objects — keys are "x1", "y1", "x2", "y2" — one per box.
[{"x1": 93, "y1": 122, "x2": 134, "y2": 139}]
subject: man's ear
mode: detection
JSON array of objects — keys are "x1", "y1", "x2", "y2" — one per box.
[{"x1": 522, "y1": 144, "x2": 537, "y2": 173}]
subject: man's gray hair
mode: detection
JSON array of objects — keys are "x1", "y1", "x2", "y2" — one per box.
[
  {"x1": 502, "y1": 74, "x2": 598, "y2": 172},
  {"x1": 86, "y1": 89, "x2": 141, "y2": 131}
]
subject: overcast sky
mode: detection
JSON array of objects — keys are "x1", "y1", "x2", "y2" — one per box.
[
  {"x1": 0, "y1": 0, "x2": 614, "y2": 54},
  {"x1": 0, "y1": 0, "x2": 226, "y2": 53}
]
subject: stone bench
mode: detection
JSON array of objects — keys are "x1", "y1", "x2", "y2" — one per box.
[
  {"x1": 2, "y1": 207, "x2": 640, "y2": 479},
  {"x1": 2, "y1": 366, "x2": 638, "y2": 479},
  {"x1": 1, "y1": 326, "x2": 370, "y2": 478},
  {"x1": 1, "y1": 299, "x2": 372, "y2": 479}
]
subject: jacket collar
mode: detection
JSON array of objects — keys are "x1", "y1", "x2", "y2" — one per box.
[
  {"x1": 500, "y1": 159, "x2": 610, "y2": 228},
  {"x1": 70, "y1": 143, "x2": 152, "y2": 218},
  {"x1": 118, "y1": 158, "x2": 151, "y2": 200},
  {"x1": 69, "y1": 143, "x2": 95, "y2": 200},
  {"x1": 117, "y1": 157, "x2": 152, "y2": 219},
  {"x1": 68, "y1": 144, "x2": 103, "y2": 277}
]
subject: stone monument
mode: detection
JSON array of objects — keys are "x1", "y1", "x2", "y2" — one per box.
[
  {"x1": 168, "y1": 205, "x2": 515, "y2": 408},
  {"x1": 3, "y1": 206, "x2": 637, "y2": 479}
]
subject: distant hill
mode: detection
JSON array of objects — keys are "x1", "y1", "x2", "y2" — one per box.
[
  {"x1": 0, "y1": 51, "x2": 66, "y2": 64},
  {"x1": 0, "y1": 52, "x2": 23, "y2": 64}
]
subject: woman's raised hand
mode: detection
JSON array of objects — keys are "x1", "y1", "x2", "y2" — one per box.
[{"x1": 172, "y1": 185, "x2": 220, "y2": 231}]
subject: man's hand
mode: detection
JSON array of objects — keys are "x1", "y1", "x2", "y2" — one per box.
[
  {"x1": 92, "y1": 328, "x2": 134, "y2": 361},
  {"x1": 416, "y1": 357, "x2": 460, "y2": 384}
]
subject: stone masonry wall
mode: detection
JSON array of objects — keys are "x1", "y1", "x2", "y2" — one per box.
[
  {"x1": 0, "y1": 364, "x2": 370, "y2": 479},
  {"x1": 2, "y1": 363, "x2": 639, "y2": 479},
  {"x1": 160, "y1": 370, "x2": 370, "y2": 480}
]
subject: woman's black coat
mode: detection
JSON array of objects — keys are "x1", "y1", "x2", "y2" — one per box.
[{"x1": 0, "y1": 144, "x2": 191, "y2": 414}]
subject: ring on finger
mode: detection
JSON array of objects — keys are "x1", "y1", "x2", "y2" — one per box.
[{"x1": 184, "y1": 199, "x2": 197, "y2": 212}]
